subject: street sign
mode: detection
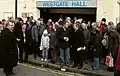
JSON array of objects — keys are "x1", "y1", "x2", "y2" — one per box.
[{"x1": 36, "y1": 0, "x2": 97, "y2": 8}]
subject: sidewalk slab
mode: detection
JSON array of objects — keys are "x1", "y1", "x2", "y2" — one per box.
[{"x1": 28, "y1": 55, "x2": 114, "y2": 76}]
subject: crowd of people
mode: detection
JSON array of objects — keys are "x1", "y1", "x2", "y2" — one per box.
[{"x1": 0, "y1": 16, "x2": 120, "y2": 76}]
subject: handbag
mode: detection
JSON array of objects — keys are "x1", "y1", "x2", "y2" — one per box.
[{"x1": 105, "y1": 53, "x2": 114, "y2": 67}]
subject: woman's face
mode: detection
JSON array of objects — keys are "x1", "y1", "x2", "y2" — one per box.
[
  {"x1": 73, "y1": 23, "x2": 77, "y2": 30},
  {"x1": 22, "y1": 24, "x2": 27, "y2": 30}
]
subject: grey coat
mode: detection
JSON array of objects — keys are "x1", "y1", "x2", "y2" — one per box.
[
  {"x1": 31, "y1": 25, "x2": 38, "y2": 43},
  {"x1": 108, "y1": 30, "x2": 120, "y2": 58}
]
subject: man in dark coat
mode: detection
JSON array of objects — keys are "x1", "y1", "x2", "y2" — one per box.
[
  {"x1": 14, "y1": 19, "x2": 24, "y2": 63},
  {"x1": 71, "y1": 22, "x2": 85, "y2": 69},
  {"x1": 56, "y1": 21, "x2": 71, "y2": 68},
  {"x1": 0, "y1": 22, "x2": 18, "y2": 76},
  {"x1": 22, "y1": 23, "x2": 32, "y2": 63}
]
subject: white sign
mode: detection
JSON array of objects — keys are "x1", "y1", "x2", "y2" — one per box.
[{"x1": 36, "y1": 0, "x2": 96, "y2": 8}]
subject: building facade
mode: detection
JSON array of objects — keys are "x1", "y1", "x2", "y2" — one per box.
[{"x1": 0, "y1": 0, "x2": 119, "y2": 25}]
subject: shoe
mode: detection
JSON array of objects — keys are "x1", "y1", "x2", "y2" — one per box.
[
  {"x1": 19, "y1": 61, "x2": 23, "y2": 63},
  {"x1": 6, "y1": 74, "x2": 12, "y2": 76},
  {"x1": 77, "y1": 66, "x2": 82, "y2": 69},
  {"x1": 24, "y1": 61, "x2": 28, "y2": 63},
  {"x1": 72, "y1": 65, "x2": 77, "y2": 68},
  {"x1": 44, "y1": 59, "x2": 47, "y2": 61},
  {"x1": 11, "y1": 72, "x2": 15, "y2": 75},
  {"x1": 41, "y1": 59, "x2": 44, "y2": 61},
  {"x1": 61, "y1": 68, "x2": 66, "y2": 71},
  {"x1": 49, "y1": 60, "x2": 56, "y2": 64}
]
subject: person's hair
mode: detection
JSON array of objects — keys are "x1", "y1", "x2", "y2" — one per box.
[
  {"x1": 108, "y1": 21, "x2": 114, "y2": 26},
  {"x1": 0, "y1": 21, "x2": 2, "y2": 24},
  {"x1": 75, "y1": 21, "x2": 81, "y2": 27},
  {"x1": 27, "y1": 17, "x2": 30, "y2": 20},
  {"x1": 63, "y1": 20, "x2": 69, "y2": 26},
  {"x1": 101, "y1": 18, "x2": 106, "y2": 22},
  {"x1": 58, "y1": 21, "x2": 63, "y2": 25},
  {"x1": 2, "y1": 19, "x2": 6, "y2": 22},
  {"x1": 108, "y1": 21, "x2": 115, "y2": 30}
]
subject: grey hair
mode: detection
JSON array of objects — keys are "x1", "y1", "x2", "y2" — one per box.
[{"x1": 108, "y1": 21, "x2": 115, "y2": 30}]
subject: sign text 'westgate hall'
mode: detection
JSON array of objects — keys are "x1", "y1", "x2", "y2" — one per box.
[{"x1": 43, "y1": 1, "x2": 87, "y2": 7}]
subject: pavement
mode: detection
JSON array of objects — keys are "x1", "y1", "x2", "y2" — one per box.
[
  {"x1": 28, "y1": 55, "x2": 114, "y2": 76},
  {"x1": 0, "y1": 63, "x2": 85, "y2": 76}
]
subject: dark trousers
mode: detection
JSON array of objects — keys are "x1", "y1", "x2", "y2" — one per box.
[
  {"x1": 32, "y1": 42, "x2": 39, "y2": 59},
  {"x1": 73, "y1": 48, "x2": 83, "y2": 67},
  {"x1": 50, "y1": 48, "x2": 57, "y2": 62},
  {"x1": 24, "y1": 44, "x2": 29, "y2": 62},
  {"x1": 4, "y1": 67, "x2": 13, "y2": 76},
  {"x1": 114, "y1": 70, "x2": 120, "y2": 76},
  {"x1": 38, "y1": 35, "x2": 42, "y2": 57},
  {"x1": 18, "y1": 42, "x2": 24, "y2": 62},
  {"x1": 3, "y1": 62, "x2": 13, "y2": 76}
]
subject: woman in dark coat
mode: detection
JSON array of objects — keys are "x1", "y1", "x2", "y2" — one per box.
[
  {"x1": 91, "y1": 28, "x2": 102, "y2": 70},
  {"x1": 0, "y1": 22, "x2": 18, "y2": 76},
  {"x1": 107, "y1": 22, "x2": 120, "y2": 72}
]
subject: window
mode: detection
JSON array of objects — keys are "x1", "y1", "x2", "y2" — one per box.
[{"x1": 22, "y1": 13, "x2": 33, "y2": 18}]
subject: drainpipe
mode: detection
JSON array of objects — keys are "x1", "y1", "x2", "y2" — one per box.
[{"x1": 15, "y1": 0, "x2": 17, "y2": 18}]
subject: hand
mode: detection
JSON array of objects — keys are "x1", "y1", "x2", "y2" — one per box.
[
  {"x1": 17, "y1": 39, "x2": 20, "y2": 41},
  {"x1": 39, "y1": 47, "x2": 43, "y2": 50},
  {"x1": 64, "y1": 37, "x2": 69, "y2": 42},
  {"x1": 77, "y1": 47, "x2": 82, "y2": 51},
  {"x1": 82, "y1": 46, "x2": 86, "y2": 50}
]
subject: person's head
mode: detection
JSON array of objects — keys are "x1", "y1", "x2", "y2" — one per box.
[
  {"x1": 73, "y1": 22, "x2": 81, "y2": 30},
  {"x1": 6, "y1": 22, "x2": 15, "y2": 31},
  {"x1": 43, "y1": 30, "x2": 48, "y2": 37},
  {"x1": 63, "y1": 20, "x2": 70, "y2": 28},
  {"x1": 15, "y1": 18, "x2": 19, "y2": 23},
  {"x1": 0, "y1": 21, "x2": 2, "y2": 28},
  {"x1": 48, "y1": 19, "x2": 52, "y2": 23},
  {"x1": 81, "y1": 23, "x2": 87, "y2": 30},
  {"x1": 88, "y1": 21, "x2": 91, "y2": 25},
  {"x1": 58, "y1": 18, "x2": 63, "y2": 22},
  {"x1": 66, "y1": 17, "x2": 71, "y2": 21},
  {"x1": 2, "y1": 19, "x2": 6, "y2": 24},
  {"x1": 27, "y1": 17, "x2": 30, "y2": 20},
  {"x1": 101, "y1": 18, "x2": 106, "y2": 24},
  {"x1": 108, "y1": 21, "x2": 115, "y2": 31},
  {"x1": 30, "y1": 16, "x2": 34, "y2": 20},
  {"x1": 75, "y1": 18, "x2": 83, "y2": 24},
  {"x1": 22, "y1": 23, "x2": 27, "y2": 30},
  {"x1": 74, "y1": 17, "x2": 77, "y2": 21},
  {"x1": 36, "y1": 20, "x2": 40, "y2": 26},
  {"x1": 39, "y1": 18, "x2": 43, "y2": 24},
  {"x1": 91, "y1": 22, "x2": 97, "y2": 29}
]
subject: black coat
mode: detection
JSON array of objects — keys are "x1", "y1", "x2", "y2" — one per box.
[
  {"x1": 25, "y1": 26, "x2": 32, "y2": 45},
  {"x1": 91, "y1": 31, "x2": 102, "y2": 57},
  {"x1": 56, "y1": 27, "x2": 70, "y2": 48},
  {"x1": 71, "y1": 29, "x2": 85, "y2": 49},
  {"x1": 108, "y1": 30, "x2": 119, "y2": 58},
  {"x1": 14, "y1": 22, "x2": 24, "y2": 44},
  {"x1": 0, "y1": 28, "x2": 18, "y2": 68}
]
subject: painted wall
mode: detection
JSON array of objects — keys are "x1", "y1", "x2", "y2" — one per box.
[
  {"x1": 0, "y1": 0, "x2": 119, "y2": 25},
  {"x1": 0, "y1": 0, "x2": 40, "y2": 20},
  {"x1": 97, "y1": 0, "x2": 119, "y2": 25}
]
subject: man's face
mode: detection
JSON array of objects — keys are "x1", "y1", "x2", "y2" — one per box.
[
  {"x1": 40, "y1": 20, "x2": 43, "y2": 24},
  {"x1": 73, "y1": 23, "x2": 77, "y2": 30},
  {"x1": 64, "y1": 22, "x2": 70, "y2": 28},
  {"x1": 0, "y1": 24, "x2": 3, "y2": 28},
  {"x1": 22, "y1": 24, "x2": 27, "y2": 30}
]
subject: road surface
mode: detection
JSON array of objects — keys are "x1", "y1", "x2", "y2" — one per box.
[{"x1": 0, "y1": 63, "x2": 85, "y2": 76}]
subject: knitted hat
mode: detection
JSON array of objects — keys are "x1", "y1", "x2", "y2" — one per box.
[{"x1": 101, "y1": 18, "x2": 106, "y2": 22}]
